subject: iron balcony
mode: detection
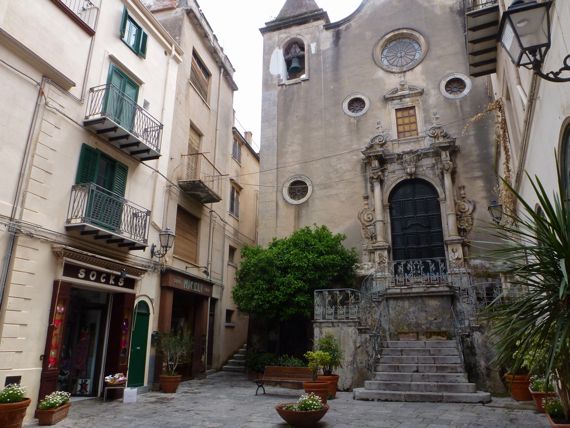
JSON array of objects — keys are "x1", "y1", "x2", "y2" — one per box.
[
  {"x1": 178, "y1": 153, "x2": 223, "y2": 203},
  {"x1": 464, "y1": 0, "x2": 500, "y2": 77},
  {"x1": 66, "y1": 183, "x2": 150, "y2": 251},
  {"x1": 84, "y1": 84, "x2": 163, "y2": 161}
]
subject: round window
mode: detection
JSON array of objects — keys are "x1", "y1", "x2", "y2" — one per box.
[
  {"x1": 282, "y1": 176, "x2": 313, "y2": 205},
  {"x1": 374, "y1": 29, "x2": 428, "y2": 73},
  {"x1": 440, "y1": 73, "x2": 472, "y2": 99},
  {"x1": 342, "y1": 94, "x2": 370, "y2": 117}
]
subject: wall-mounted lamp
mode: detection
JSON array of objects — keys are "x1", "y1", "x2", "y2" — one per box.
[
  {"x1": 499, "y1": 0, "x2": 569, "y2": 83},
  {"x1": 488, "y1": 200, "x2": 504, "y2": 224},
  {"x1": 151, "y1": 227, "x2": 176, "y2": 259}
]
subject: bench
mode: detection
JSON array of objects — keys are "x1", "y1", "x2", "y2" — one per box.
[{"x1": 255, "y1": 366, "x2": 313, "y2": 395}]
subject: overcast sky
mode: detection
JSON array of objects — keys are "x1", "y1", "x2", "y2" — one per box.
[{"x1": 197, "y1": 0, "x2": 363, "y2": 151}]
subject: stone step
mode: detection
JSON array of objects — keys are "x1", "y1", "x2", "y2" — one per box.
[
  {"x1": 232, "y1": 354, "x2": 246, "y2": 361},
  {"x1": 385, "y1": 340, "x2": 456, "y2": 349},
  {"x1": 374, "y1": 372, "x2": 468, "y2": 383},
  {"x1": 227, "y1": 359, "x2": 245, "y2": 366},
  {"x1": 382, "y1": 347, "x2": 459, "y2": 357},
  {"x1": 364, "y1": 380, "x2": 477, "y2": 393},
  {"x1": 222, "y1": 365, "x2": 245, "y2": 372},
  {"x1": 376, "y1": 363, "x2": 465, "y2": 373},
  {"x1": 379, "y1": 355, "x2": 462, "y2": 365},
  {"x1": 353, "y1": 389, "x2": 492, "y2": 403}
]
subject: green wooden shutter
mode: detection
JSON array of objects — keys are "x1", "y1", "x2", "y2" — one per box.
[
  {"x1": 112, "y1": 162, "x2": 128, "y2": 197},
  {"x1": 75, "y1": 145, "x2": 99, "y2": 184},
  {"x1": 120, "y1": 7, "x2": 128, "y2": 39},
  {"x1": 139, "y1": 31, "x2": 148, "y2": 58}
]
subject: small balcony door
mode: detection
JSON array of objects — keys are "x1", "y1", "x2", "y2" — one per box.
[
  {"x1": 76, "y1": 145, "x2": 127, "y2": 232},
  {"x1": 105, "y1": 65, "x2": 139, "y2": 132}
]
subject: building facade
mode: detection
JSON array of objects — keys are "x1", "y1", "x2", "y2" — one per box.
[
  {"x1": 259, "y1": 0, "x2": 501, "y2": 395},
  {"x1": 146, "y1": 0, "x2": 259, "y2": 376},
  {"x1": 0, "y1": 0, "x2": 258, "y2": 419}
]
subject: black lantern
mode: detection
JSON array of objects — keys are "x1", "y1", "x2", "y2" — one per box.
[
  {"x1": 488, "y1": 200, "x2": 504, "y2": 224},
  {"x1": 499, "y1": 0, "x2": 570, "y2": 83},
  {"x1": 151, "y1": 227, "x2": 175, "y2": 258}
]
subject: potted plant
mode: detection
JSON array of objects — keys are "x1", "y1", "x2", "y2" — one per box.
[
  {"x1": 303, "y1": 350, "x2": 331, "y2": 404},
  {"x1": 0, "y1": 384, "x2": 31, "y2": 428},
  {"x1": 482, "y1": 171, "x2": 570, "y2": 423},
  {"x1": 503, "y1": 347, "x2": 532, "y2": 401},
  {"x1": 158, "y1": 330, "x2": 193, "y2": 393},
  {"x1": 545, "y1": 399, "x2": 570, "y2": 428},
  {"x1": 315, "y1": 333, "x2": 342, "y2": 398},
  {"x1": 275, "y1": 392, "x2": 329, "y2": 428},
  {"x1": 36, "y1": 391, "x2": 71, "y2": 426},
  {"x1": 530, "y1": 376, "x2": 557, "y2": 413}
]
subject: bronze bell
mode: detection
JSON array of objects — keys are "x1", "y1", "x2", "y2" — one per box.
[{"x1": 288, "y1": 57, "x2": 302, "y2": 74}]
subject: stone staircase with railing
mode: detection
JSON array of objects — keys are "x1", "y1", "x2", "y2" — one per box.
[
  {"x1": 353, "y1": 340, "x2": 491, "y2": 403},
  {"x1": 221, "y1": 344, "x2": 247, "y2": 373}
]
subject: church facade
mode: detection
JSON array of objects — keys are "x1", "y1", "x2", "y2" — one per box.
[{"x1": 259, "y1": 0, "x2": 503, "y2": 398}]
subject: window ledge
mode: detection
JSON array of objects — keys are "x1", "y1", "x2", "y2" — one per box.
[
  {"x1": 232, "y1": 156, "x2": 242, "y2": 166},
  {"x1": 224, "y1": 323, "x2": 236, "y2": 328},
  {"x1": 229, "y1": 212, "x2": 240, "y2": 221},
  {"x1": 279, "y1": 76, "x2": 309, "y2": 86},
  {"x1": 227, "y1": 262, "x2": 237, "y2": 268}
]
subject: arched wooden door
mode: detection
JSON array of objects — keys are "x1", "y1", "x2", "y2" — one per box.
[{"x1": 389, "y1": 179, "x2": 445, "y2": 261}]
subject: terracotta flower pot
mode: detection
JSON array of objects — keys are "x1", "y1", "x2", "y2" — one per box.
[
  {"x1": 529, "y1": 388, "x2": 558, "y2": 413},
  {"x1": 317, "y1": 375, "x2": 339, "y2": 399},
  {"x1": 0, "y1": 398, "x2": 31, "y2": 428},
  {"x1": 504, "y1": 373, "x2": 532, "y2": 401},
  {"x1": 160, "y1": 374, "x2": 182, "y2": 393},
  {"x1": 302, "y1": 381, "x2": 328, "y2": 404},
  {"x1": 275, "y1": 403, "x2": 329, "y2": 428},
  {"x1": 36, "y1": 402, "x2": 71, "y2": 426},
  {"x1": 546, "y1": 413, "x2": 570, "y2": 427}
]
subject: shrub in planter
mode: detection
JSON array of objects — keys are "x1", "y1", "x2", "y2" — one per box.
[
  {"x1": 158, "y1": 330, "x2": 193, "y2": 393},
  {"x1": 315, "y1": 334, "x2": 342, "y2": 398},
  {"x1": 303, "y1": 351, "x2": 331, "y2": 403},
  {"x1": 545, "y1": 399, "x2": 570, "y2": 427},
  {"x1": 275, "y1": 392, "x2": 329, "y2": 428},
  {"x1": 36, "y1": 391, "x2": 71, "y2": 426},
  {"x1": 0, "y1": 384, "x2": 31, "y2": 428},
  {"x1": 530, "y1": 376, "x2": 557, "y2": 413}
]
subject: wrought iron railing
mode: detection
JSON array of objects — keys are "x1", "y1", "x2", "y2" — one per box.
[
  {"x1": 464, "y1": 0, "x2": 498, "y2": 14},
  {"x1": 55, "y1": 0, "x2": 99, "y2": 29},
  {"x1": 314, "y1": 289, "x2": 361, "y2": 321},
  {"x1": 180, "y1": 152, "x2": 223, "y2": 197},
  {"x1": 85, "y1": 84, "x2": 163, "y2": 154},
  {"x1": 66, "y1": 183, "x2": 150, "y2": 244},
  {"x1": 391, "y1": 257, "x2": 449, "y2": 287}
]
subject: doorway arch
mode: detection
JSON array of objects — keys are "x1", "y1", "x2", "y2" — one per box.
[{"x1": 389, "y1": 178, "x2": 445, "y2": 261}]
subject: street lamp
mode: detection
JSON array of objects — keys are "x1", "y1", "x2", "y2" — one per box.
[
  {"x1": 488, "y1": 200, "x2": 504, "y2": 224},
  {"x1": 151, "y1": 227, "x2": 176, "y2": 258},
  {"x1": 498, "y1": 0, "x2": 570, "y2": 83}
]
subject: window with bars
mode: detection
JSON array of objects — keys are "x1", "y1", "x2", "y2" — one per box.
[
  {"x1": 395, "y1": 106, "x2": 419, "y2": 139},
  {"x1": 190, "y1": 51, "x2": 211, "y2": 101},
  {"x1": 229, "y1": 185, "x2": 240, "y2": 218},
  {"x1": 232, "y1": 138, "x2": 242, "y2": 163}
]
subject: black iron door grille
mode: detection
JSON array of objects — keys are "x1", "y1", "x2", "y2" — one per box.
[{"x1": 389, "y1": 179, "x2": 445, "y2": 261}]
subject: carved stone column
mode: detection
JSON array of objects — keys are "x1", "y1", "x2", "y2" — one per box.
[
  {"x1": 441, "y1": 151, "x2": 459, "y2": 238},
  {"x1": 370, "y1": 169, "x2": 386, "y2": 243}
]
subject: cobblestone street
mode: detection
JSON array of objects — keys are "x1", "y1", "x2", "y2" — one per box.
[{"x1": 24, "y1": 372, "x2": 549, "y2": 428}]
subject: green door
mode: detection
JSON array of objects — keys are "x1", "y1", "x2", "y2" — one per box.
[
  {"x1": 128, "y1": 301, "x2": 150, "y2": 388},
  {"x1": 105, "y1": 65, "x2": 139, "y2": 132}
]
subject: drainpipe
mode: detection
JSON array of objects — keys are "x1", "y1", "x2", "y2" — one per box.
[
  {"x1": 212, "y1": 66, "x2": 224, "y2": 165},
  {"x1": 0, "y1": 77, "x2": 47, "y2": 311}
]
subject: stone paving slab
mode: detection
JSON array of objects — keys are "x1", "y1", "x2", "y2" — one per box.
[{"x1": 24, "y1": 372, "x2": 549, "y2": 427}]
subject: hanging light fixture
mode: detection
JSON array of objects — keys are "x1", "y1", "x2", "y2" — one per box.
[
  {"x1": 151, "y1": 227, "x2": 176, "y2": 259},
  {"x1": 488, "y1": 200, "x2": 504, "y2": 224}
]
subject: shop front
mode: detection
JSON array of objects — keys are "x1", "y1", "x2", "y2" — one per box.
[
  {"x1": 38, "y1": 256, "x2": 144, "y2": 401},
  {"x1": 158, "y1": 269, "x2": 213, "y2": 379}
]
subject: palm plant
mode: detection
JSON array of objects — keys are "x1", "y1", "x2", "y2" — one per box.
[{"x1": 483, "y1": 169, "x2": 570, "y2": 420}]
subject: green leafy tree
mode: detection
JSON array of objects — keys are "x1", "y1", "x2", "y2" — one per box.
[
  {"x1": 483, "y1": 170, "x2": 570, "y2": 420},
  {"x1": 232, "y1": 225, "x2": 357, "y2": 321}
]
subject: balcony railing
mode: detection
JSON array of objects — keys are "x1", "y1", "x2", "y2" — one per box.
[
  {"x1": 52, "y1": 0, "x2": 98, "y2": 33},
  {"x1": 391, "y1": 257, "x2": 449, "y2": 287},
  {"x1": 314, "y1": 289, "x2": 361, "y2": 322},
  {"x1": 178, "y1": 153, "x2": 223, "y2": 203},
  {"x1": 84, "y1": 84, "x2": 163, "y2": 161},
  {"x1": 66, "y1": 183, "x2": 150, "y2": 250},
  {"x1": 465, "y1": 0, "x2": 498, "y2": 14}
]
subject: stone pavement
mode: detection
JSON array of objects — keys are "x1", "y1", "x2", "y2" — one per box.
[{"x1": 25, "y1": 372, "x2": 549, "y2": 427}]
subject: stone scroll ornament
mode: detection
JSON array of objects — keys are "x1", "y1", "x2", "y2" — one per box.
[
  {"x1": 358, "y1": 202, "x2": 376, "y2": 243},
  {"x1": 455, "y1": 185, "x2": 475, "y2": 237}
]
